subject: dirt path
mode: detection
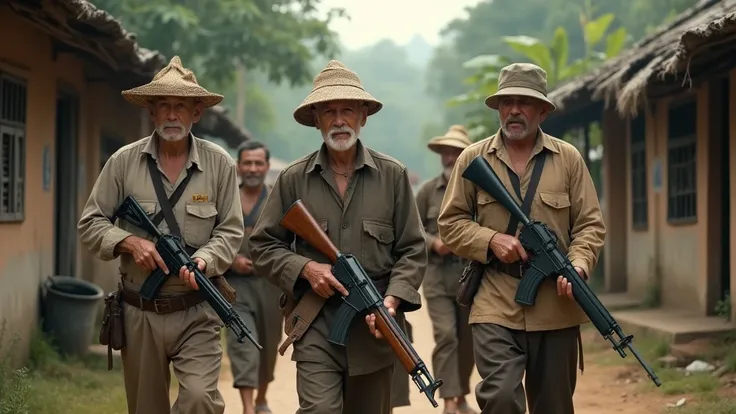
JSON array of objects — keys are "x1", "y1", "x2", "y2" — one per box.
[{"x1": 216, "y1": 300, "x2": 681, "y2": 414}]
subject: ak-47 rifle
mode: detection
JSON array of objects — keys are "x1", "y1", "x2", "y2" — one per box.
[
  {"x1": 461, "y1": 155, "x2": 662, "y2": 387},
  {"x1": 112, "y1": 195, "x2": 262, "y2": 351},
  {"x1": 279, "y1": 200, "x2": 443, "y2": 407}
]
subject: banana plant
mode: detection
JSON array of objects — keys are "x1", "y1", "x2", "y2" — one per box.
[{"x1": 448, "y1": 7, "x2": 629, "y2": 140}]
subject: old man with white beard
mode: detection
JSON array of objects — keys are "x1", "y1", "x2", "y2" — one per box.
[
  {"x1": 248, "y1": 60, "x2": 428, "y2": 414},
  {"x1": 78, "y1": 56, "x2": 243, "y2": 414}
]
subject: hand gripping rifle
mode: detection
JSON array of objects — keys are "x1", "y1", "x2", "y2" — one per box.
[
  {"x1": 279, "y1": 200, "x2": 444, "y2": 407},
  {"x1": 112, "y1": 195, "x2": 262, "y2": 350},
  {"x1": 461, "y1": 155, "x2": 662, "y2": 387}
]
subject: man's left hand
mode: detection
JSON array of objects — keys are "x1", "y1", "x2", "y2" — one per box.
[
  {"x1": 179, "y1": 258, "x2": 207, "y2": 290},
  {"x1": 556, "y1": 266, "x2": 586, "y2": 300},
  {"x1": 366, "y1": 295, "x2": 401, "y2": 340}
]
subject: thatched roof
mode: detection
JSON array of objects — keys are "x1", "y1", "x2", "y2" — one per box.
[
  {"x1": 548, "y1": 0, "x2": 736, "y2": 117},
  {"x1": 5, "y1": 0, "x2": 251, "y2": 148}
]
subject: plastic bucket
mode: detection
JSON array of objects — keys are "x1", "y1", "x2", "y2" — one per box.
[{"x1": 42, "y1": 276, "x2": 105, "y2": 357}]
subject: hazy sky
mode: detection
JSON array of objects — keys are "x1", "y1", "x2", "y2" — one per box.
[{"x1": 317, "y1": 0, "x2": 483, "y2": 50}]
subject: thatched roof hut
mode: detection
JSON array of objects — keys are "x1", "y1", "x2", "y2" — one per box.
[
  {"x1": 548, "y1": 0, "x2": 736, "y2": 118},
  {"x1": 6, "y1": 0, "x2": 252, "y2": 148}
]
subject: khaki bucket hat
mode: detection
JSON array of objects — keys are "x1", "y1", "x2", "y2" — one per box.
[
  {"x1": 293, "y1": 60, "x2": 382, "y2": 127},
  {"x1": 484, "y1": 63, "x2": 556, "y2": 112},
  {"x1": 427, "y1": 125, "x2": 473, "y2": 154},
  {"x1": 121, "y1": 56, "x2": 223, "y2": 108}
]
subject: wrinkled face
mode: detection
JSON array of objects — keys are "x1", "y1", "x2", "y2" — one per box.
[
  {"x1": 313, "y1": 100, "x2": 368, "y2": 152},
  {"x1": 149, "y1": 96, "x2": 203, "y2": 142},
  {"x1": 238, "y1": 148, "x2": 269, "y2": 188},
  {"x1": 438, "y1": 146, "x2": 463, "y2": 179},
  {"x1": 497, "y1": 95, "x2": 548, "y2": 140}
]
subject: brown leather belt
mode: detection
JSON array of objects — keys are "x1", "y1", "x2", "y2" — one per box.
[
  {"x1": 489, "y1": 261, "x2": 523, "y2": 279},
  {"x1": 122, "y1": 289, "x2": 205, "y2": 314}
]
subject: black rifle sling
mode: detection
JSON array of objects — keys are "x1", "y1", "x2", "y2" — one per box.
[
  {"x1": 146, "y1": 155, "x2": 194, "y2": 236},
  {"x1": 504, "y1": 151, "x2": 547, "y2": 235}
]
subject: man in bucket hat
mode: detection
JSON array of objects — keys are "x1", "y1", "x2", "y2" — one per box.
[
  {"x1": 249, "y1": 60, "x2": 428, "y2": 414},
  {"x1": 437, "y1": 63, "x2": 606, "y2": 414},
  {"x1": 415, "y1": 125, "x2": 477, "y2": 414},
  {"x1": 78, "y1": 56, "x2": 245, "y2": 414}
]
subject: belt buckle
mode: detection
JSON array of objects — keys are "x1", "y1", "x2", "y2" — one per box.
[{"x1": 153, "y1": 298, "x2": 172, "y2": 314}]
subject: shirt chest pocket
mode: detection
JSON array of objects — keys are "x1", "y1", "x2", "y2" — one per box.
[
  {"x1": 425, "y1": 206, "x2": 440, "y2": 234},
  {"x1": 184, "y1": 201, "x2": 218, "y2": 248},
  {"x1": 537, "y1": 191, "x2": 571, "y2": 229},
  {"x1": 475, "y1": 191, "x2": 502, "y2": 221},
  {"x1": 361, "y1": 219, "x2": 395, "y2": 276}
]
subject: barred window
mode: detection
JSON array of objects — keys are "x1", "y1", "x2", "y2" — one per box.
[
  {"x1": 667, "y1": 99, "x2": 697, "y2": 223},
  {"x1": 630, "y1": 116, "x2": 647, "y2": 229},
  {"x1": 0, "y1": 73, "x2": 27, "y2": 222}
]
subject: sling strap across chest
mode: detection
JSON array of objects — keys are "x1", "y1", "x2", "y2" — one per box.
[
  {"x1": 145, "y1": 155, "x2": 194, "y2": 237},
  {"x1": 504, "y1": 150, "x2": 547, "y2": 236}
]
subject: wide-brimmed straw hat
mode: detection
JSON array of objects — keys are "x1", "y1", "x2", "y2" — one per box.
[
  {"x1": 427, "y1": 125, "x2": 473, "y2": 154},
  {"x1": 484, "y1": 63, "x2": 556, "y2": 112},
  {"x1": 121, "y1": 56, "x2": 223, "y2": 108},
  {"x1": 293, "y1": 60, "x2": 382, "y2": 127}
]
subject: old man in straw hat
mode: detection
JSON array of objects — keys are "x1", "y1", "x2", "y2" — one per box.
[
  {"x1": 415, "y1": 125, "x2": 477, "y2": 414},
  {"x1": 78, "y1": 56, "x2": 245, "y2": 414},
  {"x1": 437, "y1": 63, "x2": 606, "y2": 414},
  {"x1": 249, "y1": 60, "x2": 428, "y2": 414}
]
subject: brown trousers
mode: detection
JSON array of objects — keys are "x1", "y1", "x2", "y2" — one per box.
[
  {"x1": 121, "y1": 301, "x2": 225, "y2": 414},
  {"x1": 472, "y1": 323, "x2": 579, "y2": 414},
  {"x1": 296, "y1": 361, "x2": 394, "y2": 414}
]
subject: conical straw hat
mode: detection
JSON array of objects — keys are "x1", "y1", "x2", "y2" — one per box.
[
  {"x1": 121, "y1": 56, "x2": 223, "y2": 108},
  {"x1": 293, "y1": 60, "x2": 382, "y2": 127},
  {"x1": 427, "y1": 125, "x2": 473, "y2": 153}
]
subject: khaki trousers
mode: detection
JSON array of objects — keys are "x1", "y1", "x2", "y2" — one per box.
[
  {"x1": 121, "y1": 301, "x2": 225, "y2": 414},
  {"x1": 296, "y1": 361, "x2": 394, "y2": 414},
  {"x1": 472, "y1": 323, "x2": 579, "y2": 414},
  {"x1": 423, "y1": 258, "x2": 475, "y2": 399},
  {"x1": 225, "y1": 275, "x2": 283, "y2": 388}
]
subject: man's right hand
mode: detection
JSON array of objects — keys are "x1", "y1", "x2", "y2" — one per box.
[
  {"x1": 117, "y1": 235, "x2": 169, "y2": 274},
  {"x1": 232, "y1": 255, "x2": 254, "y2": 274},
  {"x1": 300, "y1": 261, "x2": 349, "y2": 299},
  {"x1": 489, "y1": 233, "x2": 528, "y2": 263},
  {"x1": 432, "y1": 238, "x2": 452, "y2": 256}
]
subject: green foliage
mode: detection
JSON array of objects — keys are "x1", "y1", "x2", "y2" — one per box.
[
  {"x1": 0, "y1": 320, "x2": 31, "y2": 414},
  {"x1": 92, "y1": 0, "x2": 345, "y2": 87},
  {"x1": 447, "y1": 5, "x2": 631, "y2": 139}
]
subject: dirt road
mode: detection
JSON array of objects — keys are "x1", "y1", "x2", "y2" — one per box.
[{"x1": 217, "y1": 298, "x2": 680, "y2": 414}]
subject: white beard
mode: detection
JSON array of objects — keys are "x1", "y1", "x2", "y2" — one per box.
[
  {"x1": 323, "y1": 126, "x2": 358, "y2": 151},
  {"x1": 156, "y1": 122, "x2": 189, "y2": 141}
]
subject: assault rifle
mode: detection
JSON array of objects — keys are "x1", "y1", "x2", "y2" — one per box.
[
  {"x1": 279, "y1": 200, "x2": 444, "y2": 407},
  {"x1": 461, "y1": 155, "x2": 662, "y2": 387},
  {"x1": 112, "y1": 195, "x2": 262, "y2": 350}
]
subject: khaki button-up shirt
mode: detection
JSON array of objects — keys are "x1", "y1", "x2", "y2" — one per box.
[
  {"x1": 249, "y1": 140, "x2": 427, "y2": 375},
  {"x1": 78, "y1": 134, "x2": 244, "y2": 294},
  {"x1": 437, "y1": 130, "x2": 605, "y2": 331},
  {"x1": 415, "y1": 174, "x2": 468, "y2": 297}
]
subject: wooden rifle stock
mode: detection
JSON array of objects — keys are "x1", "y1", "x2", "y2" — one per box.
[{"x1": 280, "y1": 200, "x2": 338, "y2": 263}]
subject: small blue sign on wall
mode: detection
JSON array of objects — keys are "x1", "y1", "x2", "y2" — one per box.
[
  {"x1": 42, "y1": 145, "x2": 51, "y2": 192},
  {"x1": 652, "y1": 158, "x2": 662, "y2": 193}
]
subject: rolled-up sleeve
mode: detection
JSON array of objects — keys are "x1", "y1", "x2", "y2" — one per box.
[
  {"x1": 193, "y1": 157, "x2": 244, "y2": 277},
  {"x1": 78, "y1": 153, "x2": 131, "y2": 261},
  {"x1": 437, "y1": 150, "x2": 496, "y2": 263},
  {"x1": 386, "y1": 168, "x2": 427, "y2": 313},
  {"x1": 249, "y1": 171, "x2": 311, "y2": 296}
]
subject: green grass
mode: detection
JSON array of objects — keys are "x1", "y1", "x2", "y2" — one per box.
[{"x1": 583, "y1": 327, "x2": 736, "y2": 414}]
